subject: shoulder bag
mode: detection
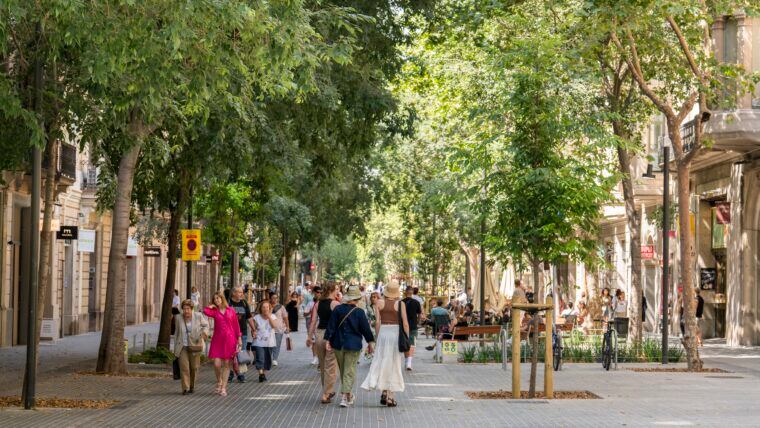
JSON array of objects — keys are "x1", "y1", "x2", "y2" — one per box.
[
  {"x1": 397, "y1": 301, "x2": 411, "y2": 353},
  {"x1": 184, "y1": 319, "x2": 203, "y2": 353}
]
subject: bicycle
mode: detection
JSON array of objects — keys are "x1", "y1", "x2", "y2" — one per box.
[
  {"x1": 599, "y1": 318, "x2": 617, "y2": 371},
  {"x1": 552, "y1": 328, "x2": 562, "y2": 371}
]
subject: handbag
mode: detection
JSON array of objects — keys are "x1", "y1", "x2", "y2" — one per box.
[
  {"x1": 398, "y1": 304, "x2": 411, "y2": 353},
  {"x1": 184, "y1": 320, "x2": 203, "y2": 353},
  {"x1": 172, "y1": 358, "x2": 181, "y2": 380},
  {"x1": 237, "y1": 350, "x2": 253, "y2": 365}
]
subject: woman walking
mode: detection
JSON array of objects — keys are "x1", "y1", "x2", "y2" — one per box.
[
  {"x1": 361, "y1": 280, "x2": 409, "y2": 407},
  {"x1": 325, "y1": 285, "x2": 375, "y2": 407},
  {"x1": 307, "y1": 282, "x2": 340, "y2": 403},
  {"x1": 252, "y1": 301, "x2": 277, "y2": 382},
  {"x1": 286, "y1": 292, "x2": 300, "y2": 332},
  {"x1": 204, "y1": 291, "x2": 242, "y2": 396},
  {"x1": 174, "y1": 299, "x2": 209, "y2": 394}
]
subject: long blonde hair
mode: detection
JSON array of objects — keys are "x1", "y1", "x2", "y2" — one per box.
[{"x1": 212, "y1": 291, "x2": 228, "y2": 310}]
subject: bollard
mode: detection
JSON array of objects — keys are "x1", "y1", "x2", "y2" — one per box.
[
  {"x1": 143, "y1": 333, "x2": 147, "y2": 352},
  {"x1": 511, "y1": 308, "x2": 521, "y2": 399},
  {"x1": 544, "y1": 297, "x2": 554, "y2": 399}
]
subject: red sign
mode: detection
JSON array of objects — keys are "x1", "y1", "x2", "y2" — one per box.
[
  {"x1": 668, "y1": 230, "x2": 676, "y2": 239},
  {"x1": 212, "y1": 254, "x2": 220, "y2": 262},
  {"x1": 641, "y1": 245, "x2": 655, "y2": 260},
  {"x1": 716, "y1": 202, "x2": 731, "y2": 224}
]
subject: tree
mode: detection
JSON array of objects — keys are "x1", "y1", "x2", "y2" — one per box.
[{"x1": 594, "y1": 0, "x2": 758, "y2": 370}]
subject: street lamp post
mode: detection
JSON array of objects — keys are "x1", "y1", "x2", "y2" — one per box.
[{"x1": 661, "y1": 145, "x2": 670, "y2": 365}]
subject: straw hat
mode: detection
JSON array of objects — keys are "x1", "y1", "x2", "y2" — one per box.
[
  {"x1": 342, "y1": 285, "x2": 363, "y2": 302},
  {"x1": 383, "y1": 280, "x2": 401, "y2": 299}
]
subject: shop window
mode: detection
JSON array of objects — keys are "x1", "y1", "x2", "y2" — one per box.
[{"x1": 711, "y1": 207, "x2": 729, "y2": 249}]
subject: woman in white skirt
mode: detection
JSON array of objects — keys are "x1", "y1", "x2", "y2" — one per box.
[{"x1": 361, "y1": 280, "x2": 409, "y2": 407}]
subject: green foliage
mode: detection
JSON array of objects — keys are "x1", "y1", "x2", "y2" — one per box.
[{"x1": 128, "y1": 347, "x2": 175, "y2": 364}]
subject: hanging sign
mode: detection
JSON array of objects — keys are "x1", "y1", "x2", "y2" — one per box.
[
  {"x1": 181, "y1": 229, "x2": 202, "y2": 261},
  {"x1": 56, "y1": 226, "x2": 78, "y2": 240},
  {"x1": 126, "y1": 237, "x2": 138, "y2": 257},
  {"x1": 641, "y1": 245, "x2": 655, "y2": 260},
  {"x1": 716, "y1": 202, "x2": 731, "y2": 224},
  {"x1": 78, "y1": 229, "x2": 96, "y2": 253}
]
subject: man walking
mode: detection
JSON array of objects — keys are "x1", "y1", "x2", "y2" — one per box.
[
  {"x1": 403, "y1": 286, "x2": 423, "y2": 371},
  {"x1": 228, "y1": 286, "x2": 254, "y2": 383}
]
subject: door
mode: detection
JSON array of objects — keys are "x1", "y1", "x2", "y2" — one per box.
[{"x1": 15, "y1": 207, "x2": 31, "y2": 345}]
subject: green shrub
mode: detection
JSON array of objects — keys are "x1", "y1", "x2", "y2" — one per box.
[
  {"x1": 460, "y1": 344, "x2": 478, "y2": 363},
  {"x1": 128, "y1": 347, "x2": 175, "y2": 364}
]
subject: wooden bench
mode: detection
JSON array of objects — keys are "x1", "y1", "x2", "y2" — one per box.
[{"x1": 450, "y1": 325, "x2": 503, "y2": 341}]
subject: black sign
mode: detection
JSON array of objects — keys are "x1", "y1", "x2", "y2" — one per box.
[
  {"x1": 700, "y1": 268, "x2": 717, "y2": 290},
  {"x1": 144, "y1": 246, "x2": 161, "y2": 257},
  {"x1": 56, "y1": 226, "x2": 78, "y2": 240}
]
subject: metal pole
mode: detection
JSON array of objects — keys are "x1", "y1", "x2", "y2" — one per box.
[
  {"x1": 186, "y1": 186, "x2": 192, "y2": 299},
  {"x1": 23, "y1": 22, "x2": 43, "y2": 410},
  {"x1": 479, "y1": 218, "x2": 485, "y2": 327},
  {"x1": 661, "y1": 146, "x2": 670, "y2": 365}
]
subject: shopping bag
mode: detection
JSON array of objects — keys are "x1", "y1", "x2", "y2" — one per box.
[
  {"x1": 172, "y1": 359, "x2": 181, "y2": 380},
  {"x1": 286, "y1": 334, "x2": 292, "y2": 351},
  {"x1": 237, "y1": 350, "x2": 253, "y2": 365}
]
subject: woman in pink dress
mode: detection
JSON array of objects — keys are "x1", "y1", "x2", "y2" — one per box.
[{"x1": 204, "y1": 291, "x2": 242, "y2": 396}]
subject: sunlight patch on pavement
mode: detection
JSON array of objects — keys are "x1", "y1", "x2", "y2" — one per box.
[
  {"x1": 246, "y1": 394, "x2": 292, "y2": 400},
  {"x1": 410, "y1": 396, "x2": 462, "y2": 402},
  {"x1": 407, "y1": 383, "x2": 453, "y2": 387},
  {"x1": 653, "y1": 421, "x2": 695, "y2": 426},
  {"x1": 269, "y1": 380, "x2": 311, "y2": 386}
]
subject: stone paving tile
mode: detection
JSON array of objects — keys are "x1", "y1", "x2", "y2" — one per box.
[{"x1": 1, "y1": 321, "x2": 759, "y2": 427}]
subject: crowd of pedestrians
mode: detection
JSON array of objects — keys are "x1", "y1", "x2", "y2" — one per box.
[{"x1": 169, "y1": 277, "x2": 429, "y2": 409}]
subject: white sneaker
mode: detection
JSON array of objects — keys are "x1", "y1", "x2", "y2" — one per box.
[
  {"x1": 272, "y1": 360, "x2": 278, "y2": 367},
  {"x1": 339, "y1": 397, "x2": 348, "y2": 408},
  {"x1": 406, "y1": 363, "x2": 412, "y2": 371},
  {"x1": 311, "y1": 356, "x2": 319, "y2": 365}
]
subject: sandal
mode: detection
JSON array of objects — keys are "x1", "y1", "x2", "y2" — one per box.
[
  {"x1": 386, "y1": 397, "x2": 397, "y2": 407},
  {"x1": 380, "y1": 391, "x2": 388, "y2": 405},
  {"x1": 321, "y1": 393, "x2": 334, "y2": 404}
]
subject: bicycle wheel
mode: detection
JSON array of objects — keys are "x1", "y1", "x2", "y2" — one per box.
[{"x1": 602, "y1": 332, "x2": 611, "y2": 371}]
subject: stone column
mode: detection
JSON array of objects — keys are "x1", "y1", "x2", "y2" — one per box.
[{"x1": 726, "y1": 162, "x2": 745, "y2": 346}]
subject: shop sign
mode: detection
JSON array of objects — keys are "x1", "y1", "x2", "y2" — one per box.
[
  {"x1": 442, "y1": 340, "x2": 458, "y2": 355},
  {"x1": 716, "y1": 202, "x2": 731, "y2": 224},
  {"x1": 641, "y1": 245, "x2": 655, "y2": 260},
  {"x1": 144, "y1": 246, "x2": 161, "y2": 257},
  {"x1": 56, "y1": 225, "x2": 78, "y2": 240},
  {"x1": 700, "y1": 268, "x2": 717, "y2": 290},
  {"x1": 127, "y1": 237, "x2": 138, "y2": 257},
  {"x1": 78, "y1": 229, "x2": 96, "y2": 253}
]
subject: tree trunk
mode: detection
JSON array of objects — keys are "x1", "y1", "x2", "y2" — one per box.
[
  {"x1": 676, "y1": 161, "x2": 702, "y2": 370},
  {"x1": 230, "y1": 249, "x2": 239, "y2": 290},
  {"x1": 281, "y1": 244, "x2": 292, "y2": 304},
  {"x1": 460, "y1": 244, "x2": 479, "y2": 298},
  {"x1": 96, "y1": 141, "x2": 143, "y2": 374},
  {"x1": 617, "y1": 145, "x2": 643, "y2": 344},
  {"x1": 528, "y1": 258, "x2": 541, "y2": 398},
  {"x1": 156, "y1": 200, "x2": 183, "y2": 349},
  {"x1": 22, "y1": 139, "x2": 57, "y2": 402}
]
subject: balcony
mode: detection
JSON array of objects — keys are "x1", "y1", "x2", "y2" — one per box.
[
  {"x1": 42, "y1": 141, "x2": 77, "y2": 182},
  {"x1": 704, "y1": 109, "x2": 760, "y2": 152}
]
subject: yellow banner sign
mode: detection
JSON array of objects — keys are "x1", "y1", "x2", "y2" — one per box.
[
  {"x1": 442, "y1": 340, "x2": 458, "y2": 355},
  {"x1": 181, "y1": 229, "x2": 202, "y2": 261}
]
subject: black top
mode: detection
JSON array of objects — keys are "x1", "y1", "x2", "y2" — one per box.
[
  {"x1": 696, "y1": 295, "x2": 704, "y2": 318},
  {"x1": 403, "y1": 297, "x2": 422, "y2": 330},
  {"x1": 286, "y1": 301, "x2": 299, "y2": 332},
  {"x1": 228, "y1": 299, "x2": 251, "y2": 336},
  {"x1": 317, "y1": 299, "x2": 334, "y2": 330}
]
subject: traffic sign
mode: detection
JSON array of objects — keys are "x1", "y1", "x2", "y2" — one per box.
[{"x1": 181, "y1": 229, "x2": 202, "y2": 261}]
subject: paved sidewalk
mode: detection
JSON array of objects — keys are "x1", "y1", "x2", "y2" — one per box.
[
  {"x1": 0, "y1": 322, "x2": 758, "y2": 427},
  {"x1": 0, "y1": 323, "x2": 159, "y2": 389}
]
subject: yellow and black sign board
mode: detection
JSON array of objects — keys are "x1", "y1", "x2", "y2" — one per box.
[{"x1": 181, "y1": 229, "x2": 202, "y2": 261}]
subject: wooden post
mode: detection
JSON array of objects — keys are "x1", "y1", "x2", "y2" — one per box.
[
  {"x1": 512, "y1": 308, "x2": 521, "y2": 399},
  {"x1": 544, "y1": 297, "x2": 554, "y2": 399}
]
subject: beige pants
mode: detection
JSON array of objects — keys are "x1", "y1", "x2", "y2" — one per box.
[
  {"x1": 315, "y1": 329, "x2": 337, "y2": 396},
  {"x1": 179, "y1": 348, "x2": 201, "y2": 392}
]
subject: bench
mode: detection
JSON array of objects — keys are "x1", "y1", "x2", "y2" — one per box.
[{"x1": 434, "y1": 324, "x2": 503, "y2": 363}]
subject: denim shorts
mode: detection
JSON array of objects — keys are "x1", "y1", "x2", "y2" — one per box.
[{"x1": 254, "y1": 346, "x2": 272, "y2": 371}]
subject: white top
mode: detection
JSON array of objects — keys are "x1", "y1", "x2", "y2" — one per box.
[
  {"x1": 412, "y1": 295, "x2": 424, "y2": 305},
  {"x1": 191, "y1": 292, "x2": 200, "y2": 306},
  {"x1": 180, "y1": 319, "x2": 192, "y2": 347},
  {"x1": 253, "y1": 314, "x2": 277, "y2": 347},
  {"x1": 172, "y1": 295, "x2": 181, "y2": 308},
  {"x1": 273, "y1": 305, "x2": 288, "y2": 334}
]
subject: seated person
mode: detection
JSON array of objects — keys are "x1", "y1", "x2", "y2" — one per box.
[{"x1": 560, "y1": 302, "x2": 576, "y2": 317}]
